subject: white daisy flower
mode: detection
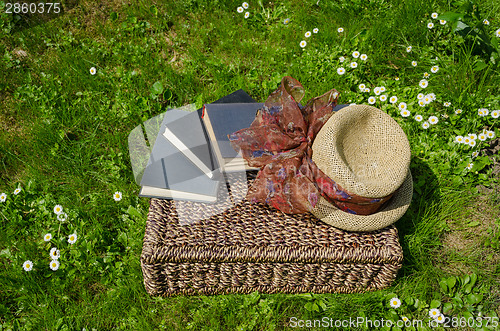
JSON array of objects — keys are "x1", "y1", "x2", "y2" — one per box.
[
  {"x1": 469, "y1": 140, "x2": 476, "y2": 147},
  {"x1": 380, "y1": 95, "x2": 387, "y2": 102},
  {"x1": 390, "y1": 297, "x2": 401, "y2": 309},
  {"x1": 466, "y1": 163, "x2": 473, "y2": 170},
  {"x1": 313, "y1": 28, "x2": 319, "y2": 33},
  {"x1": 68, "y1": 233, "x2": 78, "y2": 244},
  {"x1": 338, "y1": 27, "x2": 344, "y2": 33},
  {"x1": 419, "y1": 79, "x2": 429, "y2": 88},
  {"x1": 429, "y1": 116, "x2": 439, "y2": 124},
  {"x1": 237, "y1": 6, "x2": 244, "y2": 13},
  {"x1": 406, "y1": 46, "x2": 412, "y2": 52},
  {"x1": 491, "y1": 110, "x2": 500, "y2": 118},
  {"x1": 428, "y1": 22, "x2": 434, "y2": 29},
  {"x1": 469, "y1": 133, "x2": 477, "y2": 140},
  {"x1": 364, "y1": 88, "x2": 370, "y2": 93},
  {"x1": 358, "y1": 84, "x2": 366, "y2": 91},
  {"x1": 360, "y1": 54, "x2": 368, "y2": 61},
  {"x1": 350, "y1": 62, "x2": 358, "y2": 69},
  {"x1": 417, "y1": 93, "x2": 424, "y2": 100},
  {"x1": 423, "y1": 72, "x2": 429, "y2": 78},
  {"x1": 455, "y1": 109, "x2": 462, "y2": 114},
  {"x1": 428, "y1": 93, "x2": 436, "y2": 100},
  {"x1": 0, "y1": 193, "x2": 6, "y2": 202},
  {"x1": 395, "y1": 77, "x2": 400, "y2": 81},
  {"x1": 401, "y1": 109, "x2": 410, "y2": 117},
  {"x1": 442, "y1": 113, "x2": 449, "y2": 119},
  {"x1": 487, "y1": 130, "x2": 495, "y2": 139},
  {"x1": 337, "y1": 67, "x2": 345, "y2": 75},
  {"x1": 401, "y1": 316, "x2": 409, "y2": 322},
  {"x1": 478, "y1": 108, "x2": 489, "y2": 116},
  {"x1": 483, "y1": 19, "x2": 489, "y2": 25},
  {"x1": 455, "y1": 135, "x2": 464, "y2": 143},
  {"x1": 368, "y1": 96, "x2": 377, "y2": 104},
  {"x1": 14, "y1": 188, "x2": 21, "y2": 195},
  {"x1": 390, "y1": 96, "x2": 398, "y2": 104},
  {"x1": 464, "y1": 136, "x2": 471, "y2": 145},
  {"x1": 339, "y1": 56, "x2": 345, "y2": 62},
  {"x1": 443, "y1": 101, "x2": 451, "y2": 107},
  {"x1": 244, "y1": 12, "x2": 250, "y2": 19},
  {"x1": 431, "y1": 12, "x2": 438, "y2": 19},
  {"x1": 57, "y1": 212, "x2": 67, "y2": 222},
  {"x1": 429, "y1": 309, "x2": 441, "y2": 318},
  {"x1": 422, "y1": 121, "x2": 430, "y2": 129},
  {"x1": 305, "y1": 31, "x2": 312, "y2": 38},
  {"x1": 90, "y1": 67, "x2": 96, "y2": 75},
  {"x1": 411, "y1": 60, "x2": 417, "y2": 67},
  {"x1": 380, "y1": 86, "x2": 386, "y2": 92},
  {"x1": 44, "y1": 233, "x2": 52, "y2": 242},
  {"x1": 352, "y1": 51, "x2": 360, "y2": 58},
  {"x1": 50, "y1": 259, "x2": 60, "y2": 271},
  {"x1": 478, "y1": 133, "x2": 487, "y2": 141},
  {"x1": 496, "y1": 28, "x2": 500, "y2": 38},
  {"x1": 113, "y1": 191, "x2": 122, "y2": 201},
  {"x1": 440, "y1": 20, "x2": 446, "y2": 25},
  {"x1": 54, "y1": 205, "x2": 63, "y2": 215},
  {"x1": 374, "y1": 87, "x2": 381, "y2": 95},
  {"x1": 415, "y1": 114, "x2": 423, "y2": 122},
  {"x1": 472, "y1": 151, "x2": 479, "y2": 158},
  {"x1": 242, "y1": 2, "x2": 249, "y2": 9},
  {"x1": 23, "y1": 260, "x2": 33, "y2": 271},
  {"x1": 50, "y1": 247, "x2": 60, "y2": 260},
  {"x1": 436, "y1": 314, "x2": 445, "y2": 323},
  {"x1": 418, "y1": 100, "x2": 426, "y2": 107},
  {"x1": 399, "y1": 102, "x2": 407, "y2": 110},
  {"x1": 283, "y1": 18, "x2": 290, "y2": 25},
  {"x1": 300, "y1": 40, "x2": 307, "y2": 48},
  {"x1": 431, "y1": 65, "x2": 439, "y2": 73},
  {"x1": 424, "y1": 96, "x2": 431, "y2": 104}
]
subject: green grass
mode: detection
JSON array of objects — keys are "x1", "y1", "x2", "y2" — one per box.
[{"x1": 1, "y1": 0, "x2": 500, "y2": 330}]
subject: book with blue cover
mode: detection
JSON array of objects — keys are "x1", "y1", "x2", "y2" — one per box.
[
  {"x1": 139, "y1": 108, "x2": 222, "y2": 202},
  {"x1": 202, "y1": 102, "x2": 264, "y2": 172},
  {"x1": 136, "y1": 89, "x2": 258, "y2": 202}
]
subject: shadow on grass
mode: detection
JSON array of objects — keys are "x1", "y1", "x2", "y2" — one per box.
[{"x1": 396, "y1": 156, "x2": 441, "y2": 278}]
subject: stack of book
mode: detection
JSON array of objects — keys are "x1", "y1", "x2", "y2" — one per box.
[{"x1": 134, "y1": 90, "x2": 263, "y2": 203}]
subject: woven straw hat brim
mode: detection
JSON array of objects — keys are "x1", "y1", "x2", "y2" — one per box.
[{"x1": 311, "y1": 171, "x2": 413, "y2": 232}]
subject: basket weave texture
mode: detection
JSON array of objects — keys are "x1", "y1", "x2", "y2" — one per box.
[{"x1": 141, "y1": 173, "x2": 403, "y2": 296}]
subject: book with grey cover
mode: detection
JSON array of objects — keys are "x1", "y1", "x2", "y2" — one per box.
[
  {"x1": 202, "y1": 102, "x2": 264, "y2": 172},
  {"x1": 139, "y1": 108, "x2": 222, "y2": 202}
]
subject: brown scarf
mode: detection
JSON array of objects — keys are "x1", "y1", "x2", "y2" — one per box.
[{"x1": 229, "y1": 77, "x2": 393, "y2": 215}]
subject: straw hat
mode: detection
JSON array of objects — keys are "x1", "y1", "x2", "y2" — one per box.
[{"x1": 311, "y1": 104, "x2": 413, "y2": 232}]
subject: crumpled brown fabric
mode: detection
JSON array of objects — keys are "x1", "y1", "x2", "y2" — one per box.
[{"x1": 228, "y1": 76, "x2": 392, "y2": 215}]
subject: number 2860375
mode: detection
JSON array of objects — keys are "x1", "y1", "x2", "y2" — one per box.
[{"x1": 4, "y1": 3, "x2": 61, "y2": 14}]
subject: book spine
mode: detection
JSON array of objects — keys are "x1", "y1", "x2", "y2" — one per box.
[{"x1": 202, "y1": 110, "x2": 226, "y2": 172}]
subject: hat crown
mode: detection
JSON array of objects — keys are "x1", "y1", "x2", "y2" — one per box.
[{"x1": 312, "y1": 105, "x2": 411, "y2": 198}]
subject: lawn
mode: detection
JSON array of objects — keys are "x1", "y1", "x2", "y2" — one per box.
[{"x1": 1, "y1": 0, "x2": 500, "y2": 330}]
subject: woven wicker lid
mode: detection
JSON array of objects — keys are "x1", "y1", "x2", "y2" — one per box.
[{"x1": 311, "y1": 104, "x2": 412, "y2": 231}]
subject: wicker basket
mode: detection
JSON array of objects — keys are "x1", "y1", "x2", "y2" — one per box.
[{"x1": 141, "y1": 172, "x2": 403, "y2": 296}]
